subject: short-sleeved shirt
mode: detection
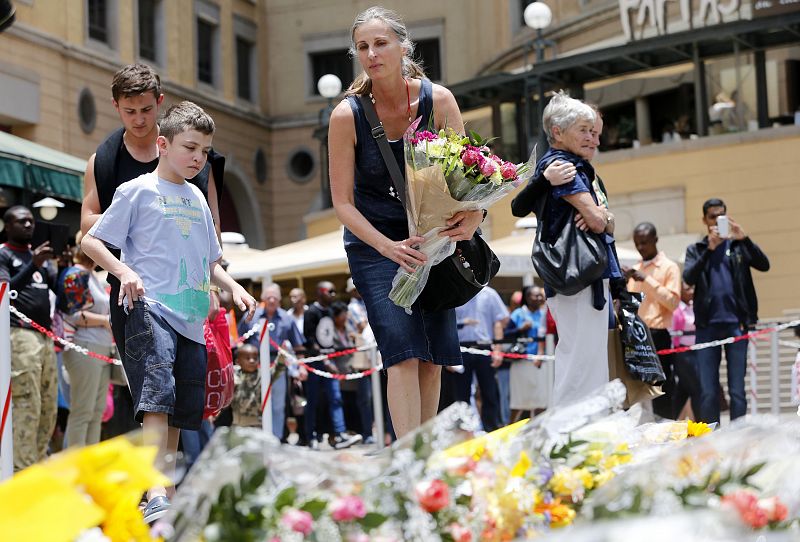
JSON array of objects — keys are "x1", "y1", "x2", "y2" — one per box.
[
  {"x1": 510, "y1": 306, "x2": 547, "y2": 355},
  {"x1": 239, "y1": 307, "x2": 303, "y2": 354},
  {"x1": 0, "y1": 243, "x2": 54, "y2": 329},
  {"x1": 455, "y1": 287, "x2": 510, "y2": 343},
  {"x1": 88, "y1": 171, "x2": 223, "y2": 344},
  {"x1": 304, "y1": 301, "x2": 335, "y2": 354}
]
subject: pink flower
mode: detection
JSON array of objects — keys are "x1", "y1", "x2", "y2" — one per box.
[
  {"x1": 411, "y1": 130, "x2": 438, "y2": 145},
  {"x1": 721, "y1": 490, "x2": 769, "y2": 529},
  {"x1": 281, "y1": 509, "x2": 313, "y2": 536},
  {"x1": 449, "y1": 523, "x2": 472, "y2": 542},
  {"x1": 479, "y1": 158, "x2": 496, "y2": 177},
  {"x1": 415, "y1": 479, "x2": 450, "y2": 513},
  {"x1": 461, "y1": 148, "x2": 482, "y2": 167},
  {"x1": 499, "y1": 161, "x2": 517, "y2": 180},
  {"x1": 760, "y1": 497, "x2": 789, "y2": 523},
  {"x1": 330, "y1": 495, "x2": 367, "y2": 522},
  {"x1": 347, "y1": 534, "x2": 370, "y2": 542}
]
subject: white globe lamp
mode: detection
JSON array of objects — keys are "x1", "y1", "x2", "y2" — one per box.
[
  {"x1": 317, "y1": 74, "x2": 342, "y2": 99},
  {"x1": 524, "y1": 2, "x2": 552, "y2": 31}
]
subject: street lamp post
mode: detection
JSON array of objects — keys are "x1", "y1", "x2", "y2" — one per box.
[
  {"x1": 523, "y1": 2, "x2": 554, "y2": 154},
  {"x1": 32, "y1": 196, "x2": 65, "y2": 221},
  {"x1": 315, "y1": 74, "x2": 342, "y2": 209}
]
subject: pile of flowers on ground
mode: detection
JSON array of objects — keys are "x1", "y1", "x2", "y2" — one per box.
[{"x1": 0, "y1": 434, "x2": 169, "y2": 542}]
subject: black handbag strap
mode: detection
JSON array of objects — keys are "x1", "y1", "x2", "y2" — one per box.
[{"x1": 358, "y1": 94, "x2": 408, "y2": 209}]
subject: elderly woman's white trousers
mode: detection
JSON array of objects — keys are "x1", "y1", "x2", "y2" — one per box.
[{"x1": 547, "y1": 281, "x2": 609, "y2": 407}]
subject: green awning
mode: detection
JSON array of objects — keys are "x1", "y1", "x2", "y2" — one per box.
[{"x1": 0, "y1": 131, "x2": 86, "y2": 202}]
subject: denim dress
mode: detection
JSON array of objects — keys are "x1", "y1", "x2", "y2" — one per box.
[{"x1": 343, "y1": 79, "x2": 462, "y2": 369}]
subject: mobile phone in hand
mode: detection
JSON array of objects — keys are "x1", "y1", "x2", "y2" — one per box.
[{"x1": 716, "y1": 215, "x2": 729, "y2": 238}]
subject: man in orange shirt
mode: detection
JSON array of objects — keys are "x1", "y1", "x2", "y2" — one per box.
[{"x1": 624, "y1": 222, "x2": 681, "y2": 418}]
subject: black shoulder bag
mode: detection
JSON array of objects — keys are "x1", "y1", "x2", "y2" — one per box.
[
  {"x1": 531, "y1": 187, "x2": 608, "y2": 296},
  {"x1": 358, "y1": 95, "x2": 500, "y2": 312}
]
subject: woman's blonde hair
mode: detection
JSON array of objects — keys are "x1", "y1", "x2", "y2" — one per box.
[{"x1": 345, "y1": 6, "x2": 426, "y2": 97}]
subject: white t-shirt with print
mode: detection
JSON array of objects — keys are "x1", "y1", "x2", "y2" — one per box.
[{"x1": 89, "y1": 171, "x2": 223, "y2": 343}]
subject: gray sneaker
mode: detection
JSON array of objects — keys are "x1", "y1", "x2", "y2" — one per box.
[
  {"x1": 143, "y1": 495, "x2": 171, "y2": 524},
  {"x1": 332, "y1": 432, "x2": 363, "y2": 450}
]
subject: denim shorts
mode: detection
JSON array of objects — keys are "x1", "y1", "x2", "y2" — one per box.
[
  {"x1": 346, "y1": 242, "x2": 462, "y2": 369},
  {"x1": 123, "y1": 301, "x2": 207, "y2": 430}
]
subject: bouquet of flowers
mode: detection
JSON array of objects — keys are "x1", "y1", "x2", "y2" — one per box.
[{"x1": 388, "y1": 122, "x2": 536, "y2": 311}]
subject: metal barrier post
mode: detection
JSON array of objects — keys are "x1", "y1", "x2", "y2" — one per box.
[
  {"x1": 258, "y1": 324, "x2": 273, "y2": 440},
  {"x1": 748, "y1": 339, "x2": 758, "y2": 415},
  {"x1": 369, "y1": 345, "x2": 384, "y2": 450},
  {"x1": 545, "y1": 334, "x2": 555, "y2": 409},
  {"x1": 771, "y1": 330, "x2": 780, "y2": 415},
  {"x1": 0, "y1": 282, "x2": 13, "y2": 480}
]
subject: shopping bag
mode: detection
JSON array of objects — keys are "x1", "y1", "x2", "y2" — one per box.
[
  {"x1": 617, "y1": 293, "x2": 667, "y2": 386},
  {"x1": 203, "y1": 310, "x2": 235, "y2": 419},
  {"x1": 607, "y1": 328, "x2": 663, "y2": 408}
]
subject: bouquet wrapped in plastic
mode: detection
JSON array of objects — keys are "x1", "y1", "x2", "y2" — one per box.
[{"x1": 389, "y1": 123, "x2": 536, "y2": 310}]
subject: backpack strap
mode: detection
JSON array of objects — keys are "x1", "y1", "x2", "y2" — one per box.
[
  {"x1": 357, "y1": 94, "x2": 407, "y2": 209},
  {"x1": 93, "y1": 127, "x2": 125, "y2": 212}
]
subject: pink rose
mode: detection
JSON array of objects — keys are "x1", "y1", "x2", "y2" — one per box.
[
  {"x1": 500, "y1": 161, "x2": 517, "y2": 180},
  {"x1": 330, "y1": 495, "x2": 367, "y2": 522},
  {"x1": 721, "y1": 490, "x2": 768, "y2": 529},
  {"x1": 461, "y1": 148, "x2": 482, "y2": 167},
  {"x1": 415, "y1": 479, "x2": 450, "y2": 513},
  {"x1": 281, "y1": 509, "x2": 313, "y2": 536},
  {"x1": 479, "y1": 158, "x2": 496, "y2": 177},
  {"x1": 449, "y1": 523, "x2": 472, "y2": 542},
  {"x1": 760, "y1": 497, "x2": 789, "y2": 523}
]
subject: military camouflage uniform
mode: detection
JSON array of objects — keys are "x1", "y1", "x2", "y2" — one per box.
[
  {"x1": 232, "y1": 366, "x2": 262, "y2": 427},
  {"x1": 10, "y1": 328, "x2": 57, "y2": 471}
]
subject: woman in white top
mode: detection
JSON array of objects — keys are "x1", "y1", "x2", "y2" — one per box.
[{"x1": 59, "y1": 234, "x2": 115, "y2": 446}]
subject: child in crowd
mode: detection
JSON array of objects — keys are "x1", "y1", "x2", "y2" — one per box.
[
  {"x1": 81, "y1": 101, "x2": 256, "y2": 523},
  {"x1": 232, "y1": 344, "x2": 262, "y2": 428}
]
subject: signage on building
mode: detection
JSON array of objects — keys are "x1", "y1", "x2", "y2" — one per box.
[
  {"x1": 753, "y1": 0, "x2": 800, "y2": 17},
  {"x1": 619, "y1": 0, "x2": 742, "y2": 42}
]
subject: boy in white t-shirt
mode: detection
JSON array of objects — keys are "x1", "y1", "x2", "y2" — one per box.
[{"x1": 82, "y1": 101, "x2": 256, "y2": 522}]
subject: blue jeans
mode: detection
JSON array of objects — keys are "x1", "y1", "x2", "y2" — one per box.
[
  {"x1": 459, "y1": 353, "x2": 501, "y2": 432},
  {"x1": 695, "y1": 323, "x2": 748, "y2": 424},
  {"x1": 496, "y1": 366, "x2": 510, "y2": 427},
  {"x1": 356, "y1": 376, "x2": 374, "y2": 440},
  {"x1": 270, "y1": 369, "x2": 287, "y2": 439},
  {"x1": 182, "y1": 419, "x2": 214, "y2": 472},
  {"x1": 304, "y1": 363, "x2": 346, "y2": 441}
]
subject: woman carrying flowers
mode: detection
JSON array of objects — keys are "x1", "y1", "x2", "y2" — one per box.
[{"x1": 328, "y1": 6, "x2": 483, "y2": 437}]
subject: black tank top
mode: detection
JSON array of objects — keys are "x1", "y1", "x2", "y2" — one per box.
[
  {"x1": 344, "y1": 78, "x2": 434, "y2": 245},
  {"x1": 115, "y1": 144, "x2": 159, "y2": 206}
]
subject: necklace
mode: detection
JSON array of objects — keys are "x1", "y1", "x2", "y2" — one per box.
[{"x1": 370, "y1": 78, "x2": 413, "y2": 122}]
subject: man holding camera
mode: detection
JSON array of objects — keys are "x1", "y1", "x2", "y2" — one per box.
[
  {"x1": 683, "y1": 198, "x2": 769, "y2": 424},
  {"x1": 0, "y1": 206, "x2": 57, "y2": 471}
]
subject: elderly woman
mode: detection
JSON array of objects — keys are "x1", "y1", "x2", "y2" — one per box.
[{"x1": 511, "y1": 92, "x2": 621, "y2": 406}]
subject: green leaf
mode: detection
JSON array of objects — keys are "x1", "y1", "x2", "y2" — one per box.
[
  {"x1": 741, "y1": 462, "x2": 765, "y2": 482},
  {"x1": 300, "y1": 498, "x2": 328, "y2": 520},
  {"x1": 274, "y1": 486, "x2": 297, "y2": 511},
  {"x1": 358, "y1": 512, "x2": 389, "y2": 530},
  {"x1": 242, "y1": 467, "x2": 268, "y2": 495}
]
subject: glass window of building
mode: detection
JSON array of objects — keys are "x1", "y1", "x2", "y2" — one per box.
[
  {"x1": 87, "y1": 0, "x2": 109, "y2": 43},
  {"x1": 415, "y1": 38, "x2": 441, "y2": 82},
  {"x1": 310, "y1": 49, "x2": 352, "y2": 96},
  {"x1": 236, "y1": 36, "x2": 254, "y2": 101},
  {"x1": 138, "y1": 0, "x2": 159, "y2": 62},
  {"x1": 197, "y1": 18, "x2": 216, "y2": 85}
]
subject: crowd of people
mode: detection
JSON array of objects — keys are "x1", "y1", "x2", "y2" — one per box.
[{"x1": 0, "y1": 5, "x2": 774, "y2": 527}]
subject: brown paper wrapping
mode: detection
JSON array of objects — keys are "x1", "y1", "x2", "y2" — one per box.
[
  {"x1": 406, "y1": 163, "x2": 479, "y2": 235},
  {"x1": 607, "y1": 328, "x2": 663, "y2": 408}
]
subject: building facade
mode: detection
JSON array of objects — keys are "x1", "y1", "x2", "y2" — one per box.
[{"x1": 1, "y1": 0, "x2": 799, "y2": 317}]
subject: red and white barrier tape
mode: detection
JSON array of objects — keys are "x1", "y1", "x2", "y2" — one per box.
[
  {"x1": 655, "y1": 319, "x2": 800, "y2": 356},
  {"x1": 9, "y1": 305, "x2": 121, "y2": 364},
  {"x1": 0, "y1": 282, "x2": 11, "y2": 449}
]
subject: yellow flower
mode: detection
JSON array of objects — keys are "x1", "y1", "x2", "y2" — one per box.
[
  {"x1": 576, "y1": 468, "x2": 594, "y2": 491},
  {"x1": 535, "y1": 500, "x2": 576, "y2": 528},
  {"x1": 584, "y1": 450, "x2": 604, "y2": 466},
  {"x1": 510, "y1": 451, "x2": 532, "y2": 478},
  {"x1": 592, "y1": 469, "x2": 615, "y2": 487},
  {"x1": 687, "y1": 420, "x2": 712, "y2": 437}
]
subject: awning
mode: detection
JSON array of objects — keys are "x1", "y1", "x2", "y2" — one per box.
[
  {"x1": 0, "y1": 131, "x2": 86, "y2": 202},
  {"x1": 225, "y1": 229, "x2": 348, "y2": 281}
]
